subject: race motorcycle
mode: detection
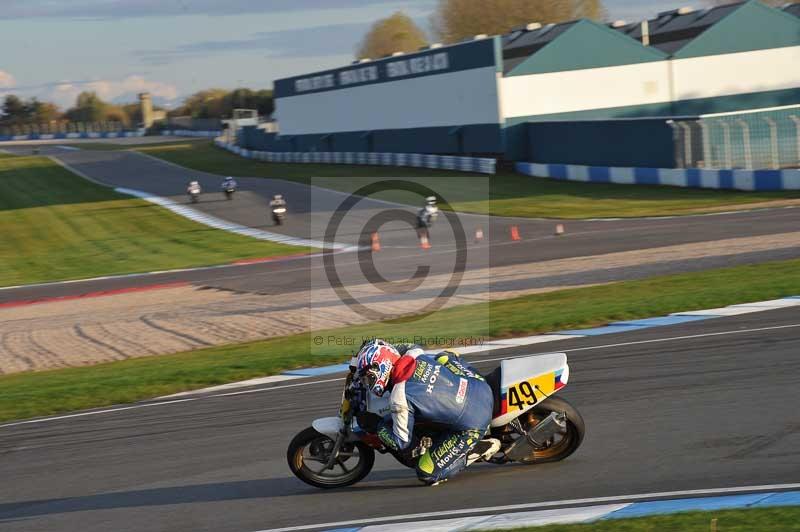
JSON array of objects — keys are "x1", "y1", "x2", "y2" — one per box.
[
  {"x1": 187, "y1": 183, "x2": 202, "y2": 204},
  {"x1": 223, "y1": 186, "x2": 236, "y2": 200},
  {"x1": 417, "y1": 204, "x2": 439, "y2": 230},
  {"x1": 272, "y1": 205, "x2": 287, "y2": 225},
  {"x1": 287, "y1": 352, "x2": 585, "y2": 488}
]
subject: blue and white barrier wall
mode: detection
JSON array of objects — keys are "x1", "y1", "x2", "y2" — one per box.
[
  {"x1": 0, "y1": 130, "x2": 145, "y2": 142},
  {"x1": 161, "y1": 130, "x2": 222, "y2": 138},
  {"x1": 516, "y1": 162, "x2": 800, "y2": 191},
  {"x1": 215, "y1": 139, "x2": 497, "y2": 174}
]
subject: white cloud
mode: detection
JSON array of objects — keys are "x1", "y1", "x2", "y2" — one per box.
[
  {"x1": 0, "y1": 70, "x2": 16, "y2": 89},
  {"x1": 45, "y1": 76, "x2": 178, "y2": 108}
]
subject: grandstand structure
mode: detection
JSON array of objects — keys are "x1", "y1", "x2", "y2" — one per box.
[{"x1": 240, "y1": 0, "x2": 800, "y2": 169}]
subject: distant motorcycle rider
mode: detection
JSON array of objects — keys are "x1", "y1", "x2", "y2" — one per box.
[
  {"x1": 269, "y1": 194, "x2": 286, "y2": 209},
  {"x1": 270, "y1": 194, "x2": 287, "y2": 225},
  {"x1": 417, "y1": 196, "x2": 439, "y2": 229},
  {"x1": 187, "y1": 180, "x2": 202, "y2": 194},
  {"x1": 221, "y1": 176, "x2": 238, "y2": 191},
  {"x1": 187, "y1": 180, "x2": 202, "y2": 203},
  {"x1": 354, "y1": 339, "x2": 499, "y2": 486}
]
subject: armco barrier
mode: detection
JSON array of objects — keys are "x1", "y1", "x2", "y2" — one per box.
[
  {"x1": 161, "y1": 130, "x2": 222, "y2": 138},
  {"x1": 516, "y1": 162, "x2": 800, "y2": 191},
  {"x1": 214, "y1": 139, "x2": 496, "y2": 174},
  {"x1": 0, "y1": 130, "x2": 145, "y2": 142}
]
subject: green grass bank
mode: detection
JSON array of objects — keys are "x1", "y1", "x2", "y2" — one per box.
[
  {"x1": 483, "y1": 506, "x2": 800, "y2": 532},
  {"x1": 0, "y1": 154, "x2": 309, "y2": 287}
]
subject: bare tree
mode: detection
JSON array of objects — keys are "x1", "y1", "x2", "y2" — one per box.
[
  {"x1": 356, "y1": 12, "x2": 429, "y2": 59},
  {"x1": 432, "y1": 0, "x2": 607, "y2": 44}
]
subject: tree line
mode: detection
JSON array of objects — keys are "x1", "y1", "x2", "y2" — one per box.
[
  {"x1": 0, "y1": 88, "x2": 274, "y2": 128},
  {"x1": 356, "y1": 0, "x2": 607, "y2": 59}
]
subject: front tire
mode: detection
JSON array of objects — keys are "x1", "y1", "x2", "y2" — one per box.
[{"x1": 287, "y1": 427, "x2": 375, "y2": 489}]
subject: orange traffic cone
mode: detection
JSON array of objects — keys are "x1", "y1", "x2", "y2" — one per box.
[
  {"x1": 419, "y1": 231, "x2": 431, "y2": 250},
  {"x1": 475, "y1": 227, "x2": 484, "y2": 242},
  {"x1": 510, "y1": 225, "x2": 521, "y2": 242},
  {"x1": 555, "y1": 223, "x2": 565, "y2": 236},
  {"x1": 371, "y1": 232, "x2": 381, "y2": 252}
]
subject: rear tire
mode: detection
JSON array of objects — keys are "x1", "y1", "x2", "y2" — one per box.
[
  {"x1": 520, "y1": 395, "x2": 585, "y2": 464},
  {"x1": 287, "y1": 427, "x2": 375, "y2": 489}
]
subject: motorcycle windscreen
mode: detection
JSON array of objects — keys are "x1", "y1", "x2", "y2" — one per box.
[{"x1": 491, "y1": 353, "x2": 569, "y2": 427}]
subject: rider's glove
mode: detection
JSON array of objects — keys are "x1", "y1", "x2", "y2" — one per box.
[{"x1": 410, "y1": 436, "x2": 433, "y2": 458}]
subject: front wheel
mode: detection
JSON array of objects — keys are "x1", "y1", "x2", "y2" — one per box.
[{"x1": 287, "y1": 427, "x2": 375, "y2": 489}]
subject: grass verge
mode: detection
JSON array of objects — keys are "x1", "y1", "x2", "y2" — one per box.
[
  {"x1": 482, "y1": 506, "x2": 800, "y2": 532},
  {"x1": 0, "y1": 154, "x2": 310, "y2": 287},
  {"x1": 133, "y1": 141, "x2": 800, "y2": 219},
  {"x1": 2, "y1": 257, "x2": 799, "y2": 422}
]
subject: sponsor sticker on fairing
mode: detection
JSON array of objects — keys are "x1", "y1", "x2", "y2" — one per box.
[{"x1": 456, "y1": 378, "x2": 468, "y2": 404}]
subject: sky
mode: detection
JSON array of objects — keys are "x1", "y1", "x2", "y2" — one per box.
[{"x1": 0, "y1": 0, "x2": 687, "y2": 109}]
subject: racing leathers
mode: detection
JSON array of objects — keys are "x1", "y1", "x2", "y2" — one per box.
[{"x1": 376, "y1": 350, "x2": 494, "y2": 484}]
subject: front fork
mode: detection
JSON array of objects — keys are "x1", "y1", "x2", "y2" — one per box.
[
  {"x1": 323, "y1": 430, "x2": 347, "y2": 471},
  {"x1": 323, "y1": 371, "x2": 355, "y2": 470}
]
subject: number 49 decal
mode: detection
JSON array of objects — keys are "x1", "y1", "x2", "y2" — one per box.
[
  {"x1": 507, "y1": 380, "x2": 539, "y2": 411},
  {"x1": 505, "y1": 373, "x2": 556, "y2": 413}
]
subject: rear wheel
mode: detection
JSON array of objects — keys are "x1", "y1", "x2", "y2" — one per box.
[
  {"x1": 287, "y1": 427, "x2": 375, "y2": 489},
  {"x1": 515, "y1": 395, "x2": 585, "y2": 464}
]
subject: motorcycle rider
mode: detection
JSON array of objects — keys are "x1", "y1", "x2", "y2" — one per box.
[
  {"x1": 187, "y1": 180, "x2": 202, "y2": 194},
  {"x1": 417, "y1": 196, "x2": 439, "y2": 229},
  {"x1": 354, "y1": 339, "x2": 499, "y2": 486},
  {"x1": 269, "y1": 194, "x2": 286, "y2": 210},
  {"x1": 221, "y1": 176, "x2": 238, "y2": 191},
  {"x1": 187, "y1": 180, "x2": 202, "y2": 203}
]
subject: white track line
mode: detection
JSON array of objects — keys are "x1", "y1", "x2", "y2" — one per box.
[
  {"x1": 50, "y1": 156, "x2": 350, "y2": 250},
  {"x1": 116, "y1": 187, "x2": 339, "y2": 249},
  {"x1": 2, "y1": 322, "x2": 798, "y2": 430},
  {"x1": 0, "y1": 378, "x2": 344, "y2": 430},
  {"x1": 0, "y1": 251, "x2": 334, "y2": 292},
  {"x1": 473, "y1": 322, "x2": 800, "y2": 365},
  {"x1": 251, "y1": 483, "x2": 800, "y2": 532}
]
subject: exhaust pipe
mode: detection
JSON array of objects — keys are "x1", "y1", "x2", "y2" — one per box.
[{"x1": 505, "y1": 412, "x2": 567, "y2": 462}]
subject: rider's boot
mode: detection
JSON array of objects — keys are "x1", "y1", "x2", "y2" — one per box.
[
  {"x1": 420, "y1": 477, "x2": 448, "y2": 487},
  {"x1": 467, "y1": 438, "x2": 501, "y2": 466}
]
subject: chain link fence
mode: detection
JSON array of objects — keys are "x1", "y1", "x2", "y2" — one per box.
[{"x1": 670, "y1": 105, "x2": 800, "y2": 170}]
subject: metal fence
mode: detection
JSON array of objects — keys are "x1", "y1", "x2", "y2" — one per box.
[
  {"x1": 214, "y1": 138, "x2": 497, "y2": 175},
  {"x1": 670, "y1": 105, "x2": 800, "y2": 170},
  {"x1": 0, "y1": 121, "x2": 126, "y2": 137}
]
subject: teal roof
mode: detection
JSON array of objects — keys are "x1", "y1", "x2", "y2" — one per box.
[
  {"x1": 669, "y1": 1, "x2": 799, "y2": 58},
  {"x1": 505, "y1": 19, "x2": 667, "y2": 77}
]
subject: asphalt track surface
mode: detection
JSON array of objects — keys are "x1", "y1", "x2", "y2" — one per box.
[
  {"x1": 2, "y1": 145, "x2": 800, "y2": 304},
  {"x1": 1, "y1": 307, "x2": 799, "y2": 532}
]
